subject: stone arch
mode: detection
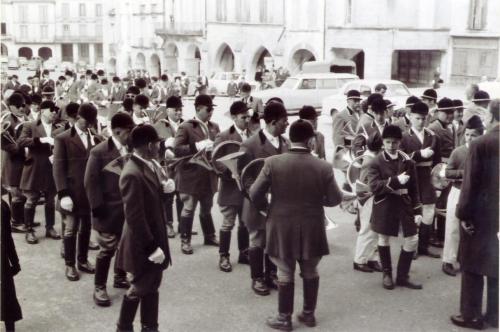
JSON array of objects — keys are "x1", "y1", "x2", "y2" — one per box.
[
  {"x1": 289, "y1": 45, "x2": 317, "y2": 74},
  {"x1": 38, "y1": 47, "x2": 53, "y2": 60},
  {"x1": 149, "y1": 53, "x2": 161, "y2": 77},
  {"x1": 18, "y1": 47, "x2": 33, "y2": 59},
  {"x1": 1, "y1": 43, "x2": 8, "y2": 56},
  {"x1": 185, "y1": 44, "x2": 201, "y2": 76},
  {"x1": 135, "y1": 52, "x2": 146, "y2": 70},
  {"x1": 214, "y1": 42, "x2": 235, "y2": 73},
  {"x1": 249, "y1": 46, "x2": 273, "y2": 82},
  {"x1": 164, "y1": 43, "x2": 179, "y2": 74}
]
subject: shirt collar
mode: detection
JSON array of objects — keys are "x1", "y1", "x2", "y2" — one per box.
[
  {"x1": 75, "y1": 125, "x2": 87, "y2": 137},
  {"x1": 233, "y1": 123, "x2": 246, "y2": 137},
  {"x1": 111, "y1": 136, "x2": 123, "y2": 151},
  {"x1": 263, "y1": 128, "x2": 278, "y2": 143}
]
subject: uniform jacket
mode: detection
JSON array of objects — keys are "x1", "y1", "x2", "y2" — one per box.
[
  {"x1": 2, "y1": 80, "x2": 20, "y2": 93},
  {"x1": 393, "y1": 115, "x2": 411, "y2": 133},
  {"x1": 238, "y1": 129, "x2": 289, "y2": 231},
  {"x1": 356, "y1": 112, "x2": 374, "y2": 133},
  {"x1": 52, "y1": 126, "x2": 101, "y2": 215},
  {"x1": 456, "y1": 125, "x2": 499, "y2": 278},
  {"x1": 214, "y1": 125, "x2": 249, "y2": 206},
  {"x1": 367, "y1": 151, "x2": 422, "y2": 237},
  {"x1": 331, "y1": 107, "x2": 359, "y2": 148},
  {"x1": 249, "y1": 148, "x2": 342, "y2": 260},
  {"x1": 65, "y1": 80, "x2": 80, "y2": 103},
  {"x1": 18, "y1": 119, "x2": 61, "y2": 192},
  {"x1": 40, "y1": 78, "x2": 55, "y2": 91},
  {"x1": 173, "y1": 118, "x2": 220, "y2": 195},
  {"x1": 1, "y1": 113, "x2": 28, "y2": 187},
  {"x1": 463, "y1": 104, "x2": 488, "y2": 126},
  {"x1": 116, "y1": 155, "x2": 171, "y2": 277},
  {"x1": 84, "y1": 138, "x2": 126, "y2": 234},
  {"x1": 445, "y1": 144, "x2": 468, "y2": 189},
  {"x1": 400, "y1": 127, "x2": 441, "y2": 204},
  {"x1": 428, "y1": 119, "x2": 455, "y2": 160}
]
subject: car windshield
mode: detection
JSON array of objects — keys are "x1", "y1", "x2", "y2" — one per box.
[
  {"x1": 384, "y1": 84, "x2": 410, "y2": 97},
  {"x1": 280, "y1": 78, "x2": 298, "y2": 89}
]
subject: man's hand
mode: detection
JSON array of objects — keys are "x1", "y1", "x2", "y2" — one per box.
[
  {"x1": 195, "y1": 139, "x2": 213, "y2": 151},
  {"x1": 60, "y1": 196, "x2": 74, "y2": 212},
  {"x1": 161, "y1": 179, "x2": 175, "y2": 194},
  {"x1": 414, "y1": 215, "x2": 423, "y2": 226},
  {"x1": 420, "y1": 147, "x2": 434, "y2": 159},
  {"x1": 397, "y1": 172, "x2": 410, "y2": 185},
  {"x1": 164, "y1": 137, "x2": 175, "y2": 148},
  {"x1": 40, "y1": 137, "x2": 55, "y2": 145},
  {"x1": 461, "y1": 221, "x2": 475, "y2": 236},
  {"x1": 148, "y1": 247, "x2": 165, "y2": 264}
]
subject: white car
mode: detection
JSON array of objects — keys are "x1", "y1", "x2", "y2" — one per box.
[
  {"x1": 251, "y1": 73, "x2": 359, "y2": 114},
  {"x1": 209, "y1": 72, "x2": 241, "y2": 96},
  {"x1": 322, "y1": 79, "x2": 411, "y2": 117}
]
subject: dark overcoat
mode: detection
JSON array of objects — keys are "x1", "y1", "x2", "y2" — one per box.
[
  {"x1": 428, "y1": 119, "x2": 456, "y2": 160},
  {"x1": 1, "y1": 113, "x2": 27, "y2": 187}
]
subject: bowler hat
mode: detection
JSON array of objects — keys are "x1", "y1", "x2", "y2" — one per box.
[
  {"x1": 472, "y1": 90, "x2": 490, "y2": 102},
  {"x1": 126, "y1": 86, "x2": 140, "y2": 96},
  {"x1": 112, "y1": 76, "x2": 120, "y2": 83},
  {"x1": 97, "y1": 69, "x2": 105, "y2": 76},
  {"x1": 42, "y1": 86, "x2": 55, "y2": 95},
  {"x1": 411, "y1": 101, "x2": 429, "y2": 116},
  {"x1": 289, "y1": 119, "x2": 315, "y2": 143},
  {"x1": 161, "y1": 74, "x2": 168, "y2": 81},
  {"x1": 134, "y1": 94, "x2": 150, "y2": 109},
  {"x1": 66, "y1": 102, "x2": 80, "y2": 118},
  {"x1": 111, "y1": 112, "x2": 135, "y2": 129},
  {"x1": 299, "y1": 105, "x2": 317, "y2": 120},
  {"x1": 166, "y1": 96, "x2": 183, "y2": 109},
  {"x1": 122, "y1": 98, "x2": 134, "y2": 112},
  {"x1": 452, "y1": 99, "x2": 464, "y2": 109},
  {"x1": 39, "y1": 100, "x2": 58, "y2": 112},
  {"x1": 230, "y1": 101, "x2": 250, "y2": 115},
  {"x1": 78, "y1": 103, "x2": 98, "y2": 123},
  {"x1": 134, "y1": 78, "x2": 147, "y2": 89},
  {"x1": 240, "y1": 83, "x2": 252, "y2": 93},
  {"x1": 65, "y1": 70, "x2": 73, "y2": 77},
  {"x1": 263, "y1": 101, "x2": 287, "y2": 123},
  {"x1": 346, "y1": 90, "x2": 362, "y2": 100},
  {"x1": 195, "y1": 94, "x2": 216, "y2": 108},
  {"x1": 8, "y1": 93, "x2": 25, "y2": 108},
  {"x1": 31, "y1": 94, "x2": 42, "y2": 105},
  {"x1": 405, "y1": 96, "x2": 420, "y2": 107},
  {"x1": 382, "y1": 125, "x2": 403, "y2": 139},
  {"x1": 130, "y1": 124, "x2": 162, "y2": 148},
  {"x1": 367, "y1": 93, "x2": 383, "y2": 106},
  {"x1": 465, "y1": 115, "x2": 484, "y2": 130},
  {"x1": 371, "y1": 98, "x2": 387, "y2": 114},
  {"x1": 437, "y1": 98, "x2": 455, "y2": 113},
  {"x1": 421, "y1": 89, "x2": 437, "y2": 100}
]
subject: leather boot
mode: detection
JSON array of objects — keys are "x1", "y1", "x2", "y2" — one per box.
[
  {"x1": 265, "y1": 254, "x2": 278, "y2": 290},
  {"x1": 266, "y1": 282, "x2": 294, "y2": 331},
  {"x1": 77, "y1": 225, "x2": 95, "y2": 273},
  {"x1": 378, "y1": 245, "x2": 394, "y2": 290},
  {"x1": 114, "y1": 268, "x2": 130, "y2": 289},
  {"x1": 179, "y1": 216, "x2": 193, "y2": 254},
  {"x1": 11, "y1": 200, "x2": 26, "y2": 233},
  {"x1": 116, "y1": 295, "x2": 140, "y2": 332},
  {"x1": 298, "y1": 277, "x2": 319, "y2": 327},
  {"x1": 418, "y1": 224, "x2": 441, "y2": 258},
  {"x1": 64, "y1": 236, "x2": 79, "y2": 281},
  {"x1": 60, "y1": 221, "x2": 66, "y2": 258},
  {"x1": 140, "y1": 292, "x2": 159, "y2": 332},
  {"x1": 218, "y1": 230, "x2": 232, "y2": 272},
  {"x1": 24, "y1": 207, "x2": 38, "y2": 244},
  {"x1": 396, "y1": 250, "x2": 422, "y2": 289},
  {"x1": 237, "y1": 226, "x2": 249, "y2": 264},
  {"x1": 94, "y1": 256, "x2": 112, "y2": 306},
  {"x1": 201, "y1": 214, "x2": 218, "y2": 246},
  {"x1": 249, "y1": 247, "x2": 269, "y2": 296},
  {"x1": 175, "y1": 194, "x2": 183, "y2": 225}
]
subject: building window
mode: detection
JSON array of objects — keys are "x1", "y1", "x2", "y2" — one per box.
[
  {"x1": 63, "y1": 24, "x2": 70, "y2": 36},
  {"x1": 259, "y1": 0, "x2": 267, "y2": 23},
  {"x1": 1, "y1": 23, "x2": 6, "y2": 35},
  {"x1": 140, "y1": 4, "x2": 146, "y2": 14},
  {"x1": 345, "y1": 0, "x2": 352, "y2": 24},
  {"x1": 79, "y1": 43, "x2": 89, "y2": 59},
  {"x1": 95, "y1": 43, "x2": 103, "y2": 61},
  {"x1": 216, "y1": 0, "x2": 227, "y2": 22},
  {"x1": 19, "y1": 5, "x2": 28, "y2": 23},
  {"x1": 96, "y1": 4, "x2": 102, "y2": 17},
  {"x1": 242, "y1": 0, "x2": 251, "y2": 22},
  {"x1": 79, "y1": 3, "x2": 86, "y2": 17},
  {"x1": 468, "y1": 0, "x2": 487, "y2": 30},
  {"x1": 41, "y1": 25, "x2": 48, "y2": 38},
  {"x1": 20, "y1": 25, "x2": 28, "y2": 38},
  {"x1": 79, "y1": 24, "x2": 87, "y2": 36},
  {"x1": 62, "y1": 3, "x2": 69, "y2": 18},
  {"x1": 39, "y1": 5, "x2": 48, "y2": 23}
]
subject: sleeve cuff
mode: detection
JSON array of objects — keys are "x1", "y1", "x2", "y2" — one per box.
[
  {"x1": 145, "y1": 241, "x2": 159, "y2": 257},
  {"x1": 413, "y1": 204, "x2": 423, "y2": 216},
  {"x1": 57, "y1": 190, "x2": 70, "y2": 200},
  {"x1": 387, "y1": 177, "x2": 400, "y2": 191}
]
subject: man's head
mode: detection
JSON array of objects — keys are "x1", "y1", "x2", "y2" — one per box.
[
  {"x1": 263, "y1": 102, "x2": 288, "y2": 137},
  {"x1": 421, "y1": 89, "x2": 437, "y2": 107},
  {"x1": 464, "y1": 115, "x2": 484, "y2": 145},
  {"x1": 374, "y1": 83, "x2": 387, "y2": 96},
  {"x1": 299, "y1": 105, "x2": 318, "y2": 130},
  {"x1": 410, "y1": 101, "x2": 429, "y2": 131},
  {"x1": 11, "y1": 74, "x2": 19, "y2": 82},
  {"x1": 65, "y1": 70, "x2": 74, "y2": 81},
  {"x1": 465, "y1": 84, "x2": 479, "y2": 101},
  {"x1": 125, "y1": 86, "x2": 140, "y2": 99},
  {"x1": 289, "y1": 119, "x2": 315, "y2": 148},
  {"x1": 42, "y1": 86, "x2": 55, "y2": 100},
  {"x1": 130, "y1": 124, "x2": 162, "y2": 160},
  {"x1": 65, "y1": 102, "x2": 80, "y2": 121},
  {"x1": 346, "y1": 90, "x2": 362, "y2": 112},
  {"x1": 76, "y1": 103, "x2": 98, "y2": 131},
  {"x1": 133, "y1": 94, "x2": 150, "y2": 112},
  {"x1": 382, "y1": 125, "x2": 403, "y2": 154},
  {"x1": 110, "y1": 112, "x2": 135, "y2": 146},
  {"x1": 194, "y1": 94, "x2": 215, "y2": 122},
  {"x1": 436, "y1": 98, "x2": 455, "y2": 124},
  {"x1": 371, "y1": 99, "x2": 387, "y2": 125},
  {"x1": 166, "y1": 96, "x2": 183, "y2": 122},
  {"x1": 7, "y1": 93, "x2": 25, "y2": 116},
  {"x1": 32, "y1": 76, "x2": 40, "y2": 85},
  {"x1": 230, "y1": 101, "x2": 250, "y2": 131},
  {"x1": 472, "y1": 90, "x2": 490, "y2": 109},
  {"x1": 112, "y1": 76, "x2": 121, "y2": 86},
  {"x1": 240, "y1": 83, "x2": 252, "y2": 98},
  {"x1": 30, "y1": 94, "x2": 42, "y2": 114},
  {"x1": 122, "y1": 98, "x2": 134, "y2": 114},
  {"x1": 90, "y1": 74, "x2": 98, "y2": 82},
  {"x1": 135, "y1": 78, "x2": 147, "y2": 90},
  {"x1": 85, "y1": 69, "x2": 93, "y2": 78},
  {"x1": 42, "y1": 70, "x2": 50, "y2": 78},
  {"x1": 452, "y1": 99, "x2": 464, "y2": 122},
  {"x1": 367, "y1": 131, "x2": 383, "y2": 153},
  {"x1": 366, "y1": 93, "x2": 383, "y2": 113},
  {"x1": 39, "y1": 100, "x2": 58, "y2": 124}
]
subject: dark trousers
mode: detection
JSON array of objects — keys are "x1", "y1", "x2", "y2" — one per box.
[
  {"x1": 96, "y1": 231, "x2": 126, "y2": 277},
  {"x1": 126, "y1": 270, "x2": 163, "y2": 299},
  {"x1": 23, "y1": 190, "x2": 56, "y2": 229},
  {"x1": 460, "y1": 271, "x2": 499, "y2": 322},
  {"x1": 62, "y1": 214, "x2": 91, "y2": 266}
]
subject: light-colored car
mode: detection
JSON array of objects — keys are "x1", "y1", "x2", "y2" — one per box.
[
  {"x1": 478, "y1": 80, "x2": 500, "y2": 99},
  {"x1": 7, "y1": 56, "x2": 19, "y2": 70},
  {"x1": 251, "y1": 73, "x2": 359, "y2": 114},
  {"x1": 209, "y1": 72, "x2": 241, "y2": 96},
  {"x1": 322, "y1": 79, "x2": 411, "y2": 117},
  {"x1": 43, "y1": 58, "x2": 57, "y2": 71}
]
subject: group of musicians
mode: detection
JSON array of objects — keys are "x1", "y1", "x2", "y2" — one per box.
[{"x1": 1, "y1": 68, "x2": 498, "y2": 331}]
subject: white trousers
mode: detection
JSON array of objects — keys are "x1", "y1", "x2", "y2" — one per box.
[
  {"x1": 354, "y1": 197, "x2": 378, "y2": 264},
  {"x1": 443, "y1": 186, "x2": 461, "y2": 264}
]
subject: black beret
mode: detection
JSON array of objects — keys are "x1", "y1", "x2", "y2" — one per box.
[
  {"x1": 122, "y1": 98, "x2": 134, "y2": 111},
  {"x1": 367, "y1": 93, "x2": 383, "y2": 106},
  {"x1": 374, "y1": 83, "x2": 387, "y2": 91},
  {"x1": 382, "y1": 124, "x2": 403, "y2": 140},
  {"x1": 134, "y1": 94, "x2": 150, "y2": 108},
  {"x1": 299, "y1": 105, "x2": 317, "y2": 120},
  {"x1": 8, "y1": 93, "x2": 25, "y2": 108},
  {"x1": 111, "y1": 112, "x2": 135, "y2": 129},
  {"x1": 421, "y1": 89, "x2": 437, "y2": 100},
  {"x1": 31, "y1": 94, "x2": 42, "y2": 105},
  {"x1": 42, "y1": 86, "x2": 55, "y2": 95},
  {"x1": 65, "y1": 70, "x2": 74, "y2": 77},
  {"x1": 452, "y1": 99, "x2": 464, "y2": 109},
  {"x1": 437, "y1": 98, "x2": 455, "y2": 113},
  {"x1": 194, "y1": 94, "x2": 216, "y2": 107},
  {"x1": 42, "y1": 69, "x2": 49, "y2": 76},
  {"x1": 39, "y1": 100, "x2": 57, "y2": 112},
  {"x1": 346, "y1": 90, "x2": 361, "y2": 100},
  {"x1": 100, "y1": 79, "x2": 108, "y2": 85},
  {"x1": 130, "y1": 124, "x2": 162, "y2": 148},
  {"x1": 90, "y1": 74, "x2": 98, "y2": 80},
  {"x1": 472, "y1": 90, "x2": 490, "y2": 102},
  {"x1": 240, "y1": 83, "x2": 252, "y2": 93},
  {"x1": 263, "y1": 102, "x2": 288, "y2": 123},
  {"x1": 135, "y1": 78, "x2": 147, "y2": 89},
  {"x1": 77, "y1": 103, "x2": 98, "y2": 123},
  {"x1": 65, "y1": 102, "x2": 80, "y2": 118},
  {"x1": 126, "y1": 86, "x2": 140, "y2": 96},
  {"x1": 112, "y1": 76, "x2": 120, "y2": 83},
  {"x1": 367, "y1": 131, "x2": 383, "y2": 152},
  {"x1": 97, "y1": 69, "x2": 105, "y2": 76},
  {"x1": 411, "y1": 101, "x2": 429, "y2": 115},
  {"x1": 465, "y1": 115, "x2": 484, "y2": 130},
  {"x1": 229, "y1": 101, "x2": 249, "y2": 115},
  {"x1": 161, "y1": 74, "x2": 168, "y2": 81},
  {"x1": 371, "y1": 98, "x2": 387, "y2": 114},
  {"x1": 289, "y1": 119, "x2": 315, "y2": 143},
  {"x1": 166, "y1": 96, "x2": 183, "y2": 109},
  {"x1": 405, "y1": 96, "x2": 420, "y2": 107},
  {"x1": 85, "y1": 69, "x2": 93, "y2": 75}
]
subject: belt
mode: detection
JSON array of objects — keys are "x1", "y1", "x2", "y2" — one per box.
[
  {"x1": 416, "y1": 161, "x2": 432, "y2": 167},
  {"x1": 391, "y1": 189, "x2": 408, "y2": 196},
  {"x1": 442, "y1": 157, "x2": 450, "y2": 163}
]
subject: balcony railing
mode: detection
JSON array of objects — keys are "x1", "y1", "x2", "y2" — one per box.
[{"x1": 155, "y1": 21, "x2": 204, "y2": 37}]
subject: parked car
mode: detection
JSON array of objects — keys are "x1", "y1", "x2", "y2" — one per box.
[
  {"x1": 27, "y1": 57, "x2": 42, "y2": 71},
  {"x1": 251, "y1": 72, "x2": 359, "y2": 114},
  {"x1": 18, "y1": 57, "x2": 28, "y2": 67},
  {"x1": 209, "y1": 72, "x2": 242, "y2": 96},
  {"x1": 7, "y1": 56, "x2": 18, "y2": 70},
  {"x1": 43, "y1": 58, "x2": 57, "y2": 71},
  {"x1": 322, "y1": 79, "x2": 411, "y2": 117}
]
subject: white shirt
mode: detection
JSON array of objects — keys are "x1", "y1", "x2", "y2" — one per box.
[
  {"x1": 41, "y1": 120, "x2": 52, "y2": 138},
  {"x1": 75, "y1": 125, "x2": 90, "y2": 149},
  {"x1": 411, "y1": 127, "x2": 425, "y2": 145},
  {"x1": 167, "y1": 117, "x2": 180, "y2": 133},
  {"x1": 263, "y1": 128, "x2": 279, "y2": 149},
  {"x1": 111, "y1": 136, "x2": 127, "y2": 156},
  {"x1": 375, "y1": 121, "x2": 386, "y2": 135},
  {"x1": 233, "y1": 123, "x2": 248, "y2": 141}
]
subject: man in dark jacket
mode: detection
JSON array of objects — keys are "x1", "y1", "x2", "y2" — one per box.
[
  {"x1": 451, "y1": 99, "x2": 499, "y2": 330},
  {"x1": 84, "y1": 113, "x2": 135, "y2": 306},
  {"x1": 250, "y1": 120, "x2": 342, "y2": 330},
  {"x1": 115, "y1": 124, "x2": 172, "y2": 332}
]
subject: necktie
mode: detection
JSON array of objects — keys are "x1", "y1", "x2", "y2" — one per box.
[{"x1": 86, "y1": 132, "x2": 92, "y2": 150}]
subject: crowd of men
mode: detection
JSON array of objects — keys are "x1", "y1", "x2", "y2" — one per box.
[{"x1": 0, "y1": 67, "x2": 498, "y2": 332}]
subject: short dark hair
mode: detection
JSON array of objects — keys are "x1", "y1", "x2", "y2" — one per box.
[{"x1": 263, "y1": 102, "x2": 287, "y2": 124}]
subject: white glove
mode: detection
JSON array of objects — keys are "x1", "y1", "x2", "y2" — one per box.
[
  {"x1": 40, "y1": 137, "x2": 54, "y2": 145},
  {"x1": 148, "y1": 247, "x2": 165, "y2": 264},
  {"x1": 420, "y1": 147, "x2": 434, "y2": 159},
  {"x1": 161, "y1": 178, "x2": 175, "y2": 194},
  {"x1": 164, "y1": 137, "x2": 175, "y2": 148},
  {"x1": 195, "y1": 139, "x2": 213, "y2": 151},
  {"x1": 60, "y1": 196, "x2": 74, "y2": 212},
  {"x1": 414, "y1": 215, "x2": 423, "y2": 226},
  {"x1": 397, "y1": 172, "x2": 410, "y2": 185},
  {"x1": 439, "y1": 166, "x2": 446, "y2": 178}
]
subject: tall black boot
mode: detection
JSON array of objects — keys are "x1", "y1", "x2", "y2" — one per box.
[
  {"x1": 237, "y1": 225, "x2": 249, "y2": 264},
  {"x1": 200, "y1": 214, "x2": 218, "y2": 245},
  {"x1": 11, "y1": 200, "x2": 26, "y2": 233},
  {"x1": 140, "y1": 292, "x2": 159, "y2": 332},
  {"x1": 77, "y1": 221, "x2": 95, "y2": 273},
  {"x1": 64, "y1": 236, "x2": 79, "y2": 281},
  {"x1": 396, "y1": 249, "x2": 422, "y2": 289},
  {"x1": 378, "y1": 245, "x2": 394, "y2": 290},
  {"x1": 418, "y1": 224, "x2": 440, "y2": 258},
  {"x1": 298, "y1": 277, "x2": 319, "y2": 327},
  {"x1": 175, "y1": 195, "x2": 183, "y2": 227},
  {"x1": 24, "y1": 207, "x2": 38, "y2": 244},
  {"x1": 94, "y1": 256, "x2": 112, "y2": 306},
  {"x1": 179, "y1": 216, "x2": 193, "y2": 254},
  {"x1": 249, "y1": 247, "x2": 269, "y2": 296},
  {"x1": 219, "y1": 230, "x2": 232, "y2": 272},
  {"x1": 60, "y1": 220, "x2": 66, "y2": 258},
  {"x1": 266, "y1": 282, "x2": 294, "y2": 331},
  {"x1": 265, "y1": 254, "x2": 278, "y2": 289},
  {"x1": 435, "y1": 214, "x2": 446, "y2": 244},
  {"x1": 116, "y1": 295, "x2": 140, "y2": 332}
]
